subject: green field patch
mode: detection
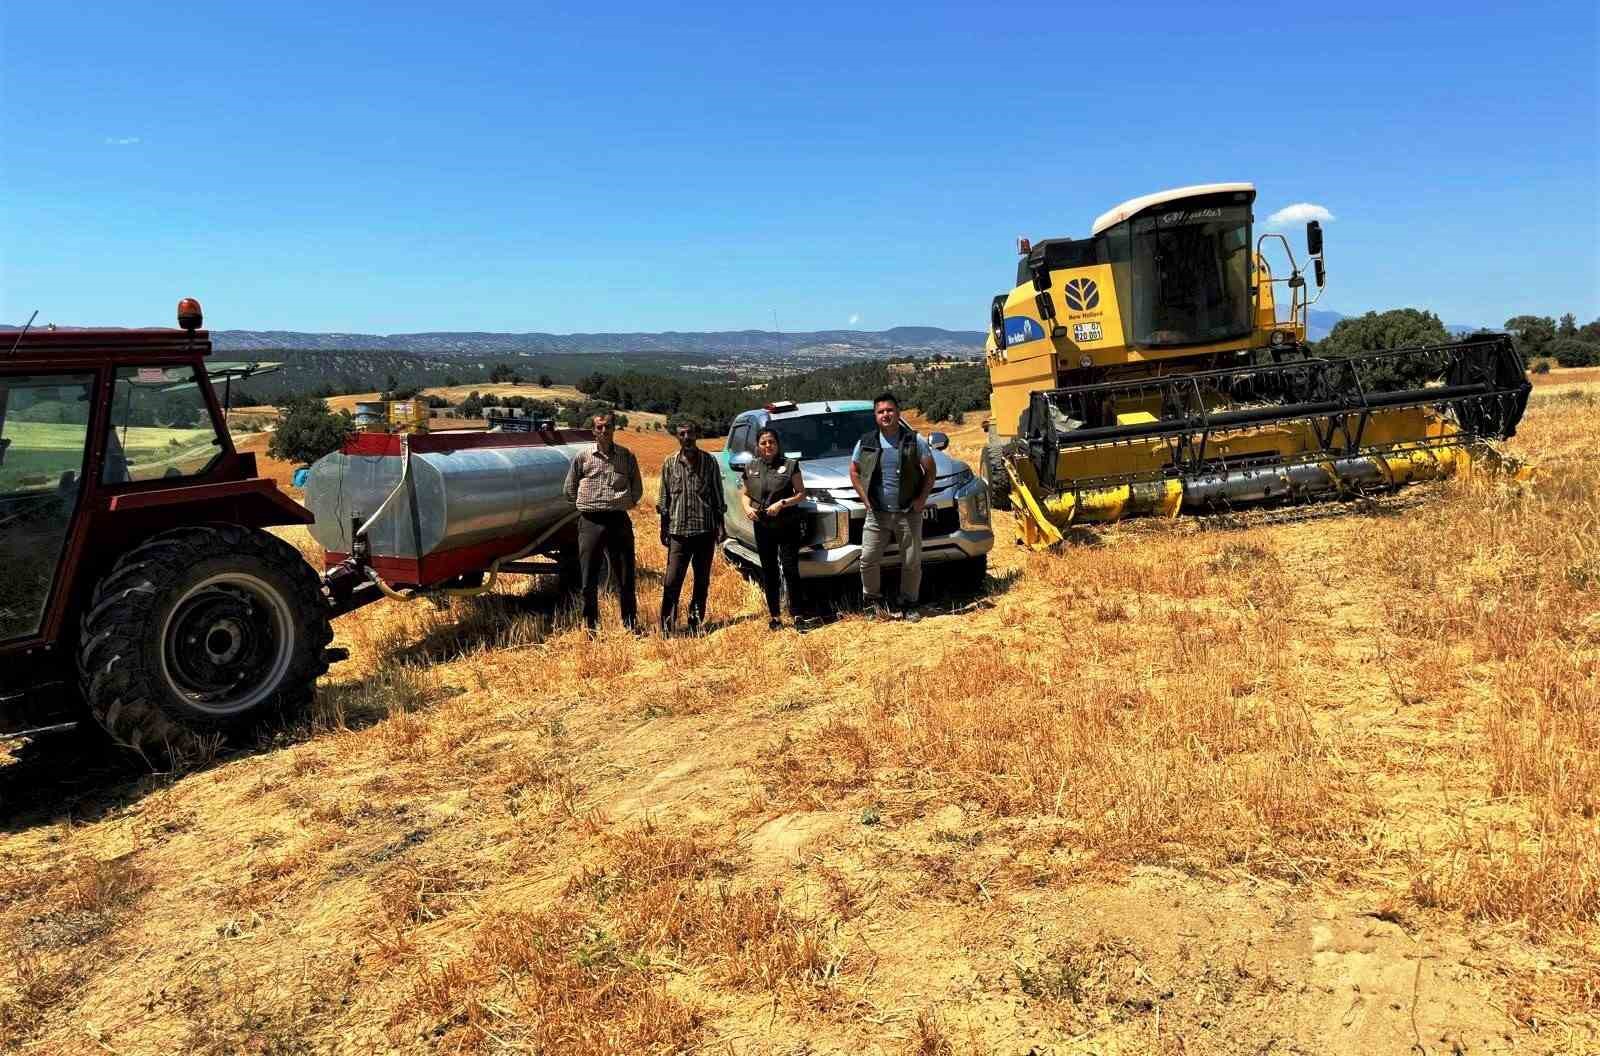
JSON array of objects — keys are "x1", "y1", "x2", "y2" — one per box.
[{"x1": 1, "y1": 421, "x2": 218, "y2": 490}]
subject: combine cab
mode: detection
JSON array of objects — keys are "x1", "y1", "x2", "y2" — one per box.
[{"x1": 981, "y1": 183, "x2": 1531, "y2": 545}]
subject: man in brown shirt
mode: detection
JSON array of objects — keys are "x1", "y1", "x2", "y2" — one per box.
[
  {"x1": 562, "y1": 410, "x2": 644, "y2": 631},
  {"x1": 656, "y1": 418, "x2": 726, "y2": 633}
]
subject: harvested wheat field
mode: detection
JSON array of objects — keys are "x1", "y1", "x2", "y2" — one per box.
[{"x1": 2, "y1": 385, "x2": 1597, "y2": 1055}]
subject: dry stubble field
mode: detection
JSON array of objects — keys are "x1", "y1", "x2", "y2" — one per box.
[{"x1": 1, "y1": 381, "x2": 1597, "y2": 1055}]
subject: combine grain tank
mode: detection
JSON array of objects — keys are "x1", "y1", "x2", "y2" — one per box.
[{"x1": 304, "y1": 428, "x2": 592, "y2": 589}]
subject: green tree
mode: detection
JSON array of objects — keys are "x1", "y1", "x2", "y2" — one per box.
[
  {"x1": 459, "y1": 392, "x2": 485, "y2": 418},
  {"x1": 1504, "y1": 315, "x2": 1556, "y2": 360},
  {"x1": 1316, "y1": 309, "x2": 1452, "y2": 390},
  {"x1": 1558, "y1": 313, "x2": 1578, "y2": 338},
  {"x1": 267, "y1": 397, "x2": 353, "y2": 465},
  {"x1": 1550, "y1": 338, "x2": 1600, "y2": 368},
  {"x1": 537, "y1": 372, "x2": 554, "y2": 388}
]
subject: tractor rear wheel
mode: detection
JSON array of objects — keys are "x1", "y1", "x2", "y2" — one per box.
[{"x1": 76, "y1": 525, "x2": 332, "y2": 764}]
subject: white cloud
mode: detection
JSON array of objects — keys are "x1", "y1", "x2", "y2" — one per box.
[
  {"x1": 1268, "y1": 202, "x2": 1334, "y2": 225},
  {"x1": 848, "y1": 313, "x2": 861, "y2": 326},
  {"x1": 104, "y1": 136, "x2": 142, "y2": 146}
]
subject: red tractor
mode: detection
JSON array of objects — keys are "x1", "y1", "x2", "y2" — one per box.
[{"x1": 0, "y1": 302, "x2": 342, "y2": 761}]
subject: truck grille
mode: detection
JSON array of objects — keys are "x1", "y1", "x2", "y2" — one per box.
[{"x1": 847, "y1": 506, "x2": 960, "y2": 545}]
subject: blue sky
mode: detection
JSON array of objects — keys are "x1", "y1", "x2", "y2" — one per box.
[{"x1": 2, "y1": 1, "x2": 1595, "y2": 334}]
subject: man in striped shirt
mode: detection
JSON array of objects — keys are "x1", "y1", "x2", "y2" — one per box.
[{"x1": 657, "y1": 418, "x2": 726, "y2": 634}]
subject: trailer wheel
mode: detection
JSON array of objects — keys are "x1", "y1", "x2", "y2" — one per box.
[{"x1": 76, "y1": 525, "x2": 332, "y2": 764}]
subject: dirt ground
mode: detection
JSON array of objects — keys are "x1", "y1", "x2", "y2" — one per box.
[{"x1": 1, "y1": 381, "x2": 1596, "y2": 1055}]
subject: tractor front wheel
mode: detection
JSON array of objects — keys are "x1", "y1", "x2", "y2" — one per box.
[{"x1": 76, "y1": 525, "x2": 332, "y2": 764}]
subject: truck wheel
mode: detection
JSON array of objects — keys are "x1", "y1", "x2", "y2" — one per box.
[
  {"x1": 950, "y1": 555, "x2": 989, "y2": 595},
  {"x1": 76, "y1": 525, "x2": 332, "y2": 764}
]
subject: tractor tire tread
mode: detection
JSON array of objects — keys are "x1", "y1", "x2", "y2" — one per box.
[{"x1": 76, "y1": 524, "x2": 331, "y2": 764}]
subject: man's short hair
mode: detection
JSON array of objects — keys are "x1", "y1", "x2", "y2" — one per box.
[
  {"x1": 669, "y1": 415, "x2": 700, "y2": 436},
  {"x1": 591, "y1": 408, "x2": 617, "y2": 428},
  {"x1": 873, "y1": 391, "x2": 899, "y2": 410}
]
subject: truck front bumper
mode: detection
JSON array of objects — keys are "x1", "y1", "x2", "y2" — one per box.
[{"x1": 722, "y1": 476, "x2": 994, "y2": 579}]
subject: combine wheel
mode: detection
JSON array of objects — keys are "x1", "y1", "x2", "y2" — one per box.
[
  {"x1": 76, "y1": 525, "x2": 332, "y2": 764},
  {"x1": 984, "y1": 443, "x2": 1013, "y2": 511}
]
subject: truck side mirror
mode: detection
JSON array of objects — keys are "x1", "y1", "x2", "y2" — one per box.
[
  {"x1": 730, "y1": 452, "x2": 753, "y2": 470},
  {"x1": 990, "y1": 295, "x2": 1008, "y2": 351},
  {"x1": 1306, "y1": 220, "x2": 1323, "y2": 257},
  {"x1": 929, "y1": 432, "x2": 949, "y2": 451}
]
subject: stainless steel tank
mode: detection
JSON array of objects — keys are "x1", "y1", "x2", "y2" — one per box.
[{"x1": 303, "y1": 436, "x2": 592, "y2": 570}]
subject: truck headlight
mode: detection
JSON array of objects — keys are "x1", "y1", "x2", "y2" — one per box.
[{"x1": 960, "y1": 481, "x2": 991, "y2": 529}]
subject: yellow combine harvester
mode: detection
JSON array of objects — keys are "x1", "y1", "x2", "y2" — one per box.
[{"x1": 979, "y1": 183, "x2": 1531, "y2": 546}]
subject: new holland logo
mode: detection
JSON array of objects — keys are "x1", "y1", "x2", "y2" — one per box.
[{"x1": 1063, "y1": 277, "x2": 1100, "y2": 311}]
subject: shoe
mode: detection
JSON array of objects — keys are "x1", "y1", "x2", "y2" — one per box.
[
  {"x1": 863, "y1": 595, "x2": 887, "y2": 620},
  {"x1": 896, "y1": 600, "x2": 922, "y2": 623},
  {"x1": 768, "y1": 617, "x2": 783, "y2": 631}
]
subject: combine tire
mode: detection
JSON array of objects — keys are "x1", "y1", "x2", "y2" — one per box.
[
  {"x1": 984, "y1": 443, "x2": 1012, "y2": 511},
  {"x1": 76, "y1": 525, "x2": 332, "y2": 764}
]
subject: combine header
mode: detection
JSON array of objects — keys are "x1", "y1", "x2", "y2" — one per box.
[{"x1": 980, "y1": 183, "x2": 1531, "y2": 545}]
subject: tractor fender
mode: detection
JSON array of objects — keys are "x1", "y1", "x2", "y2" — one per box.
[{"x1": 106, "y1": 478, "x2": 313, "y2": 528}]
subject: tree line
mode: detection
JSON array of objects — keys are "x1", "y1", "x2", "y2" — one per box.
[{"x1": 573, "y1": 359, "x2": 989, "y2": 435}]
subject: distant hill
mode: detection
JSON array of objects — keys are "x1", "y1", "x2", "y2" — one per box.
[{"x1": 203, "y1": 327, "x2": 988, "y2": 358}]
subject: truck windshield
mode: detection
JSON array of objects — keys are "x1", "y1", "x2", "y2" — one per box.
[
  {"x1": 1128, "y1": 203, "x2": 1252, "y2": 348},
  {"x1": 764, "y1": 411, "x2": 877, "y2": 460}
]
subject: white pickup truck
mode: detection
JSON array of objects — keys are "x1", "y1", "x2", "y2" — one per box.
[{"x1": 716, "y1": 400, "x2": 993, "y2": 589}]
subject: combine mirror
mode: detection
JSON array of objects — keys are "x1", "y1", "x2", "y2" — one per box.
[
  {"x1": 1306, "y1": 220, "x2": 1323, "y2": 257},
  {"x1": 990, "y1": 295, "x2": 1008, "y2": 350}
]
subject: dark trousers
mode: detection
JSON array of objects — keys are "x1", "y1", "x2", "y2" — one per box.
[
  {"x1": 577, "y1": 511, "x2": 637, "y2": 630},
  {"x1": 660, "y1": 531, "x2": 715, "y2": 630},
  {"x1": 754, "y1": 518, "x2": 803, "y2": 618}
]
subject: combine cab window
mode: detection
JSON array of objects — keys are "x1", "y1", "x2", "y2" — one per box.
[
  {"x1": 0, "y1": 373, "x2": 94, "y2": 641},
  {"x1": 102, "y1": 367, "x2": 224, "y2": 484},
  {"x1": 1122, "y1": 203, "x2": 1252, "y2": 348}
]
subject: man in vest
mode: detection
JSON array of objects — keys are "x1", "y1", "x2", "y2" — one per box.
[{"x1": 849, "y1": 391, "x2": 936, "y2": 620}]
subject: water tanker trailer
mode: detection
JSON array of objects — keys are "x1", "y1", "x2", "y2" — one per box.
[{"x1": 305, "y1": 425, "x2": 593, "y2": 608}]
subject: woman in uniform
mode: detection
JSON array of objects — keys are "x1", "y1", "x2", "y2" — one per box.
[{"x1": 740, "y1": 426, "x2": 807, "y2": 629}]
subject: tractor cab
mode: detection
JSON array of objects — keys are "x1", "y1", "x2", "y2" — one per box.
[
  {"x1": 1, "y1": 330, "x2": 235, "y2": 645},
  {"x1": 2, "y1": 302, "x2": 331, "y2": 755}
]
